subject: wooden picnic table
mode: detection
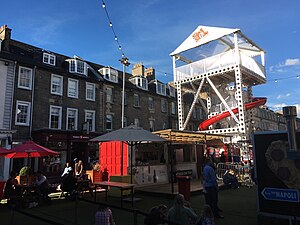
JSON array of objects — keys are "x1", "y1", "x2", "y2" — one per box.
[
  {"x1": 15, "y1": 184, "x2": 41, "y2": 207},
  {"x1": 93, "y1": 181, "x2": 135, "y2": 207}
]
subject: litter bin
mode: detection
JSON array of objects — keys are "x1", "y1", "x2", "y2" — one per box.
[{"x1": 176, "y1": 175, "x2": 191, "y2": 201}]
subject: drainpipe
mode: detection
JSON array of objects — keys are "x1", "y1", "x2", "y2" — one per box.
[
  {"x1": 283, "y1": 106, "x2": 299, "y2": 159},
  {"x1": 29, "y1": 66, "x2": 36, "y2": 138},
  {"x1": 9, "y1": 61, "x2": 17, "y2": 131}
]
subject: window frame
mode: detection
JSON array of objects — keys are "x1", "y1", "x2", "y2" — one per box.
[
  {"x1": 69, "y1": 59, "x2": 87, "y2": 75},
  {"x1": 18, "y1": 66, "x2": 33, "y2": 90},
  {"x1": 161, "y1": 99, "x2": 168, "y2": 113},
  {"x1": 168, "y1": 85, "x2": 176, "y2": 97},
  {"x1": 68, "y1": 78, "x2": 79, "y2": 98},
  {"x1": 100, "y1": 67, "x2": 118, "y2": 83},
  {"x1": 133, "y1": 93, "x2": 141, "y2": 107},
  {"x1": 86, "y1": 82, "x2": 96, "y2": 101},
  {"x1": 106, "y1": 114, "x2": 113, "y2": 131},
  {"x1": 148, "y1": 97, "x2": 155, "y2": 110},
  {"x1": 149, "y1": 119, "x2": 155, "y2": 132},
  {"x1": 49, "y1": 105, "x2": 62, "y2": 129},
  {"x1": 15, "y1": 100, "x2": 31, "y2": 126},
  {"x1": 43, "y1": 52, "x2": 56, "y2": 66},
  {"x1": 134, "y1": 118, "x2": 140, "y2": 127},
  {"x1": 156, "y1": 82, "x2": 166, "y2": 96},
  {"x1": 106, "y1": 87, "x2": 113, "y2": 103},
  {"x1": 51, "y1": 74, "x2": 63, "y2": 96},
  {"x1": 85, "y1": 110, "x2": 96, "y2": 132},
  {"x1": 171, "y1": 102, "x2": 176, "y2": 115},
  {"x1": 66, "y1": 108, "x2": 78, "y2": 130}
]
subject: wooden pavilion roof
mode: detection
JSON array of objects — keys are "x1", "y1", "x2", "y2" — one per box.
[{"x1": 153, "y1": 129, "x2": 231, "y2": 144}]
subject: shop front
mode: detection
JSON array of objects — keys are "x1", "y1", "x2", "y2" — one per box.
[{"x1": 32, "y1": 129, "x2": 101, "y2": 176}]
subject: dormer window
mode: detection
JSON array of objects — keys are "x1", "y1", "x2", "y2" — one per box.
[
  {"x1": 129, "y1": 76, "x2": 148, "y2": 90},
  {"x1": 168, "y1": 85, "x2": 176, "y2": 97},
  {"x1": 68, "y1": 59, "x2": 87, "y2": 75},
  {"x1": 156, "y1": 81, "x2": 166, "y2": 96},
  {"x1": 99, "y1": 67, "x2": 118, "y2": 83},
  {"x1": 43, "y1": 52, "x2": 56, "y2": 66}
]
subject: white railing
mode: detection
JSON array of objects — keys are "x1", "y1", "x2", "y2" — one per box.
[
  {"x1": 240, "y1": 52, "x2": 266, "y2": 79},
  {"x1": 174, "y1": 49, "x2": 266, "y2": 82}
]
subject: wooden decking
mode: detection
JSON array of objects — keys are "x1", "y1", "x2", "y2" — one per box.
[{"x1": 135, "y1": 179, "x2": 225, "y2": 198}]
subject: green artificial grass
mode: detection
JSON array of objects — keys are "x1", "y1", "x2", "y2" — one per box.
[{"x1": 0, "y1": 186, "x2": 258, "y2": 225}]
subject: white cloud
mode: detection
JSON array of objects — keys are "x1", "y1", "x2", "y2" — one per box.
[
  {"x1": 276, "y1": 93, "x2": 291, "y2": 99},
  {"x1": 285, "y1": 58, "x2": 300, "y2": 66},
  {"x1": 269, "y1": 58, "x2": 300, "y2": 73}
]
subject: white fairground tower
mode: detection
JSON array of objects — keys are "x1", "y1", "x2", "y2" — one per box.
[{"x1": 170, "y1": 25, "x2": 267, "y2": 159}]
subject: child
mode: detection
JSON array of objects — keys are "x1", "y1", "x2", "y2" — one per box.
[
  {"x1": 94, "y1": 204, "x2": 115, "y2": 225},
  {"x1": 196, "y1": 204, "x2": 215, "y2": 225}
]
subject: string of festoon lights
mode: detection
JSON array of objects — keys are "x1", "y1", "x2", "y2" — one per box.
[
  {"x1": 268, "y1": 75, "x2": 299, "y2": 83},
  {"x1": 101, "y1": 0, "x2": 172, "y2": 79},
  {"x1": 101, "y1": 1, "x2": 299, "y2": 82}
]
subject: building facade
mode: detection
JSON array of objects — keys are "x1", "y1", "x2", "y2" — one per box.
[{"x1": 0, "y1": 25, "x2": 204, "y2": 177}]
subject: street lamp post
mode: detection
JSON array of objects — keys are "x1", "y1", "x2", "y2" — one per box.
[
  {"x1": 119, "y1": 56, "x2": 130, "y2": 175},
  {"x1": 119, "y1": 57, "x2": 130, "y2": 128}
]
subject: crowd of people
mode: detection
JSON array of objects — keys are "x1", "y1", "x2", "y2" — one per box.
[
  {"x1": 3, "y1": 155, "x2": 245, "y2": 224},
  {"x1": 3, "y1": 157, "x2": 88, "y2": 207}
]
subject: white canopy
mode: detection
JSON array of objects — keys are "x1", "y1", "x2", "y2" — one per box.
[
  {"x1": 170, "y1": 25, "x2": 264, "y2": 58},
  {"x1": 170, "y1": 25, "x2": 239, "y2": 56}
]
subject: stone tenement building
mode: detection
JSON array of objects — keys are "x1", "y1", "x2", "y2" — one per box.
[{"x1": 0, "y1": 25, "x2": 204, "y2": 175}]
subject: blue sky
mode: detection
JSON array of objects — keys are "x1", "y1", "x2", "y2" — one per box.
[{"x1": 1, "y1": 0, "x2": 300, "y2": 115}]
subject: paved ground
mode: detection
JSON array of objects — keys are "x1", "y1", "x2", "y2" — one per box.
[{"x1": 1, "y1": 184, "x2": 258, "y2": 225}]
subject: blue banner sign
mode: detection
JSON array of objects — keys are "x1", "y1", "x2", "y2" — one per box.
[{"x1": 261, "y1": 188, "x2": 299, "y2": 203}]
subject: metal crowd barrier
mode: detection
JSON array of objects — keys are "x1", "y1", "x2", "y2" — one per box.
[{"x1": 216, "y1": 163, "x2": 253, "y2": 187}]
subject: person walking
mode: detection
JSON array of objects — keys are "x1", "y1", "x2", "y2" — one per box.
[
  {"x1": 202, "y1": 158, "x2": 224, "y2": 219},
  {"x1": 168, "y1": 194, "x2": 198, "y2": 225}
]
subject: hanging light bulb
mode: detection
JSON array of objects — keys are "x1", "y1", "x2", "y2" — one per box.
[
  {"x1": 102, "y1": 2, "x2": 106, "y2": 8},
  {"x1": 297, "y1": 75, "x2": 299, "y2": 79},
  {"x1": 275, "y1": 80, "x2": 278, "y2": 83},
  {"x1": 109, "y1": 22, "x2": 113, "y2": 27},
  {"x1": 164, "y1": 73, "x2": 167, "y2": 76},
  {"x1": 114, "y1": 36, "x2": 118, "y2": 41},
  {"x1": 119, "y1": 46, "x2": 122, "y2": 50}
]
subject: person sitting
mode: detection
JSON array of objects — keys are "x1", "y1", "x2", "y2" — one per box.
[
  {"x1": 35, "y1": 171, "x2": 51, "y2": 203},
  {"x1": 61, "y1": 173, "x2": 77, "y2": 199},
  {"x1": 144, "y1": 204, "x2": 168, "y2": 225},
  {"x1": 3, "y1": 171, "x2": 20, "y2": 204},
  {"x1": 94, "y1": 204, "x2": 115, "y2": 225},
  {"x1": 222, "y1": 169, "x2": 239, "y2": 189},
  {"x1": 61, "y1": 162, "x2": 73, "y2": 177},
  {"x1": 168, "y1": 194, "x2": 198, "y2": 225},
  {"x1": 196, "y1": 204, "x2": 215, "y2": 225}
]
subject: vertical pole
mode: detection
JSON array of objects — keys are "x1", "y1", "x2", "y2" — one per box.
[
  {"x1": 121, "y1": 64, "x2": 125, "y2": 176},
  {"x1": 121, "y1": 63, "x2": 125, "y2": 129},
  {"x1": 120, "y1": 57, "x2": 130, "y2": 175}
]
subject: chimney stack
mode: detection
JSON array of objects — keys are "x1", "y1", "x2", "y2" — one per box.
[
  {"x1": 132, "y1": 63, "x2": 145, "y2": 77},
  {"x1": 0, "y1": 25, "x2": 12, "y2": 51},
  {"x1": 145, "y1": 67, "x2": 156, "y2": 80}
]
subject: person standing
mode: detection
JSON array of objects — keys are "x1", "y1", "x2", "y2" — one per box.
[
  {"x1": 168, "y1": 194, "x2": 198, "y2": 225},
  {"x1": 75, "y1": 160, "x2": 84, "y2": 178},
  {"x1": 202, "y1": 158, "x2": 224, "y2": 219}
]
